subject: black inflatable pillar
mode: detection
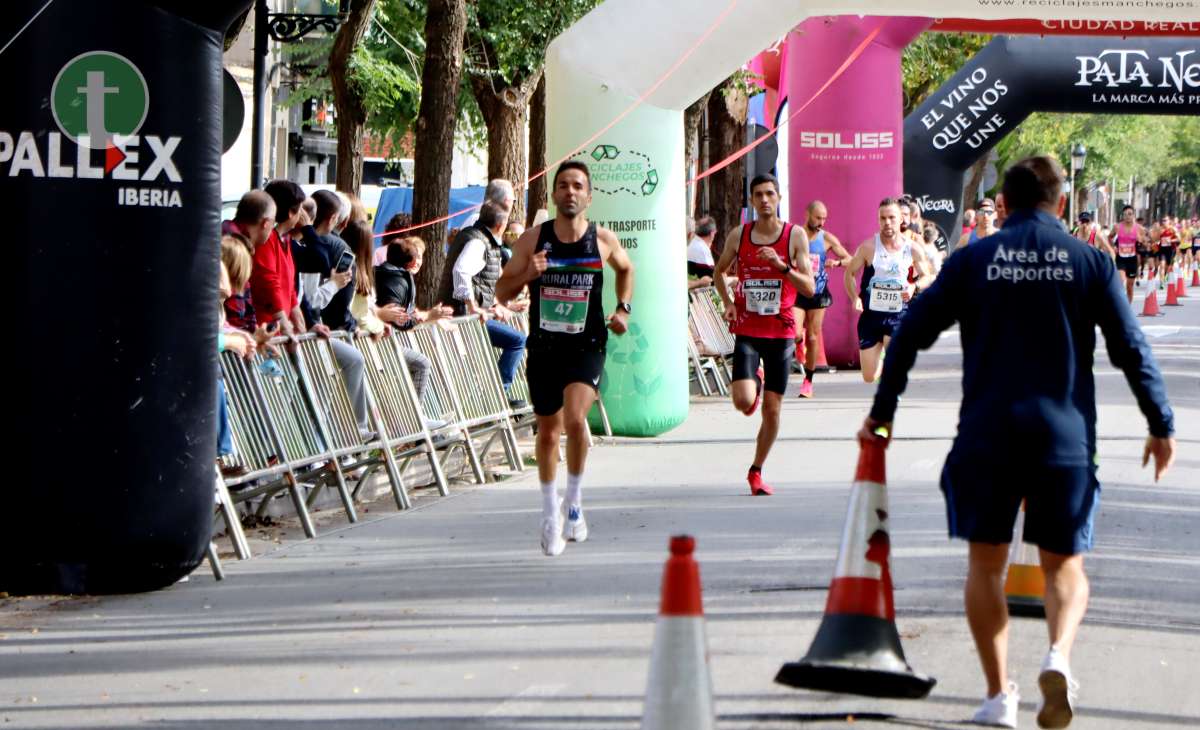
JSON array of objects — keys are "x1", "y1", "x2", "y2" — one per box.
[{"x1": 2, "y1": 1, "x2": 251, "y2": 594}]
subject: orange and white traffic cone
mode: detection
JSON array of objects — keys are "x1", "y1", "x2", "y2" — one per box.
[
  {"x1": 640, "y1": 535, "x2": 714, "y2": 730},
  {"x1": 1005, "y1": 501, "x2": 1046, "y2": 618},
  {"x1": 775, "y1": 439, "x2": 936, "y2": 699},
  {"x1": 1191, "y1": 266, "x2": 1199, "y2": 288},
  {"x1": 1140, "y1": 276, "x2": 1162, "y2": 317},
  {"x1": 1177, "y1": 267, "x2": 1188, "y2": 298},
  {"x1": 1164, "y1": 273, "x2": 1181, "y2": 306}
]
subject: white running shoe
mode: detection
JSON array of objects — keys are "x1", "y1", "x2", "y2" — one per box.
[
  {"x1": 541, "y1": 515, "x2": 566, "y2": 556},
  {"x1": 563, "y1": 505, "x2": 588, "y2": 543},
  {"x1": 972, "y1": 681, "x2": 1019, "y2": 728},
  {"x1": 1037, "y1": 648, "x2": 1078, "y2": 728}
]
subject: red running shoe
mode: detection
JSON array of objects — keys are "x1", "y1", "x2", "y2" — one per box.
[
  {"x1": 746, "y1": 366, "x2": 764, "y2": 416},
  {"x1": 748, "y1": 469, "x2": 774, "y2": 496}
]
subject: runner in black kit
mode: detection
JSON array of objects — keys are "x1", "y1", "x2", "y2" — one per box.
[{"x1": 496, "y1": 161, "x2": 634, "y2": 557}]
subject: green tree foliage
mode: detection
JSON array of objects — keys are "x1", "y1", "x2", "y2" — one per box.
[
  {"x1": 901, "y1": 32, "x2": 990, "y2": 116},
  {"x1": 462, "y1": 0, "x2": 600, "y2": 218},
  {"x1": 996, "y1": 113, "x2": 1200, "y2": 195},
  {"x1": 465, "y1": 1, "x2": 599, "y2": 89},
  {"x1": 284, "y1": 0, "x2": 478, "y2": 156}
]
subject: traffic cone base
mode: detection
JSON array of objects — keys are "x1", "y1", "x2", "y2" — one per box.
[
  {"x1": 775, "y1": 613, "x2": 935, "y2": 699},
  {"x1": 775, "y1": 442, "x2": 935, "y2": 700}
]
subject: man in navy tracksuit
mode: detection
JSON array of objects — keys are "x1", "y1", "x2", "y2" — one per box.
[{"x1": 862, "y1": 156, "x2": 1176, "y2": 729}]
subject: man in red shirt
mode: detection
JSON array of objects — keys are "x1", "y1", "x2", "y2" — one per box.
[
  {"x1": 253, "y1": 181, "x2": 307, "y2": 336},
  {"x1": 221, "y1": 190, "x2": 276, "y2": 332},
  {"x1": 254, "y1": 180, "x2": 372, "y2": 439}
]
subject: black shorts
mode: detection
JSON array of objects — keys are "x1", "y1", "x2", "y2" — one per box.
[
  {"x1": 794, "y1": 287, "x2": 833, "y2": 310},
  {"x1": 526, "y1": 349, "x2": 605, "y2": 417},
  {"x1": 1158, "y1": 247, "x2": 1176, "y2": 264},
  {"x1": 857, "y1": 309, "x2": 906, "y2": 350},
  {"x1": 1116, "y1": 255, "x2": 1138, "y2": 277},
  {"x1": 941, "y1": 458, "x2": 1100, "y2": 555},
  {"x1": 732, "y1": 335, "x2": 794, "y2": 395}
]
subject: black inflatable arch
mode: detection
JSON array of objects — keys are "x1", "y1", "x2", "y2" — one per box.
[
  {"x1": 3, "y1": 0, "x2": 250, "y2": 594},
  {"x1": 905, "y1": 35, "x2": 1200, "y2": 240}
]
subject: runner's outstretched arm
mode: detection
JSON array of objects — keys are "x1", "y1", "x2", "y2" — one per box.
[
  {"x1": 599, "y1": 228, "x2": 634, "y2": 305},
  {"x1": 787, "y1": 225, "x2": 816, "y2": 297},
  {"x1": 911, "y1": 243, "x2": 935, "y2": 293},
  {"x1": 495, "y1": 227, "x2": 543, "y2": 304},
  {"x1": 844, "y1": 243, "x2": 870, "y2": 310},
  {"x1": 1090, "y1": 255, "x2": 1175, "y2": 449},
  {"x1": 1097, "y1": 233, "x2": 1116, "y2": 261},
  {"x1": 824, "y1": 231, "x2": 853, "y2": 267},
  {"x1": 713, "y1": 228, "x2": 741, "y2": 311}
]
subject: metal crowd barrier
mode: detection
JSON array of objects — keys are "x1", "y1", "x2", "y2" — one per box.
[
  {"x1": 687, "y1": 315, "x2": 728, "y2": 396},
  {"x1": 353, "y1": 332, "x2": 451, "y2": 503},
  {"x1": 219, "y1": 347, "x2": 323, "y2": 540},
  {"x1": 212, "y1": 307, "x2": 610, "y2": 569},
  {"x1": 396, "y1": 326, "x2": 489, "y2": 484},
  {"x1": 688, "y1": 287, "x2": 736, "y2": 383}
]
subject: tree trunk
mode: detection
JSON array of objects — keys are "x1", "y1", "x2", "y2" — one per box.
[
  {"x1": 412, "y1": 0, "x2": 468, "y2": 309},
  {"x1": 330, "y1": 0, "x2": 376, "y2": 197},
  {"x1": 526, "y1": 75, "x2": 547, "y2": 227},
  {"x1": 471, "y1": 69, "x2": 541, "y2": 225},
  {"x1": 684, "y1": 91, "x2": 712, "y2": 219},
  {"x1": 961, "y1": 154, "x2": 990, "y2": 214},
  {"x1": 706, "y1": 79, "x2": 748, "y2": 257}
]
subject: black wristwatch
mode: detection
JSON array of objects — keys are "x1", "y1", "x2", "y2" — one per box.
[
  {"x1": 617, "y1": 301, "x2": 632, "y2": 315},
  {"x1": 779, "y1": 262, "x2": 792, "y2": 275}
]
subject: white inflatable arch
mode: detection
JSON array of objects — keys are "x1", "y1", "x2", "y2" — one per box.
[{"x1": 544, "y1": 1, "x2": 1199, "y2": 436}]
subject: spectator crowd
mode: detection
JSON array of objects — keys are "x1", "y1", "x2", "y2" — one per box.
[{"x1": 215, "y1": 178, "x2": 531, "y2": 477}]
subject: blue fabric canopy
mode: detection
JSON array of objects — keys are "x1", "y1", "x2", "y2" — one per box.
[{"x1": 372, "y1": 186, "x2": 487, "y2": 247}]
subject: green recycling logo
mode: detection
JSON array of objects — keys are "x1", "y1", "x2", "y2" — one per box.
[
  {"x1": 51, "y1": 51, "x2": 149, "y2": 149},
  {"x1": 580, "y1": 144, "x2": 658, "y2": 197}
]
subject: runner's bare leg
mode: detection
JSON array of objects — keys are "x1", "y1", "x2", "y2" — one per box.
[{"x1": 966, "y1": 542, "x2": 1011, "y2": 697}]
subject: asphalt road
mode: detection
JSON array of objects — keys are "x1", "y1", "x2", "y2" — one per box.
[{"x1": 2, "y1": 286, "x2": 1197, "y2": 729}]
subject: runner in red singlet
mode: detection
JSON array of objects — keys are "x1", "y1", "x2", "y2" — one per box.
[
  {"x1": 1155, "y1": 216, "x2": 1180, "y2": 271},
  {"x1": 713, "y1": 174, "x2": 815, "y2": 496}
]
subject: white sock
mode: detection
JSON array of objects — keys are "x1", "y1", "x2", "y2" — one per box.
[
  {"x1": 565, "y1": 473, "x2": 583, "y2": 511},
  {"x1": 540, "y1": 481, "x2": 559, "y2": 518}
]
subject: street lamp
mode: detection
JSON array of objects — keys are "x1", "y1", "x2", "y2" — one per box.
[
  {"x1": 1069, "y1": 144, "x2": 1087, "y2": 224},
  {"x1": 251, "y1": 0, "x2": 351, "y2": 189}
]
